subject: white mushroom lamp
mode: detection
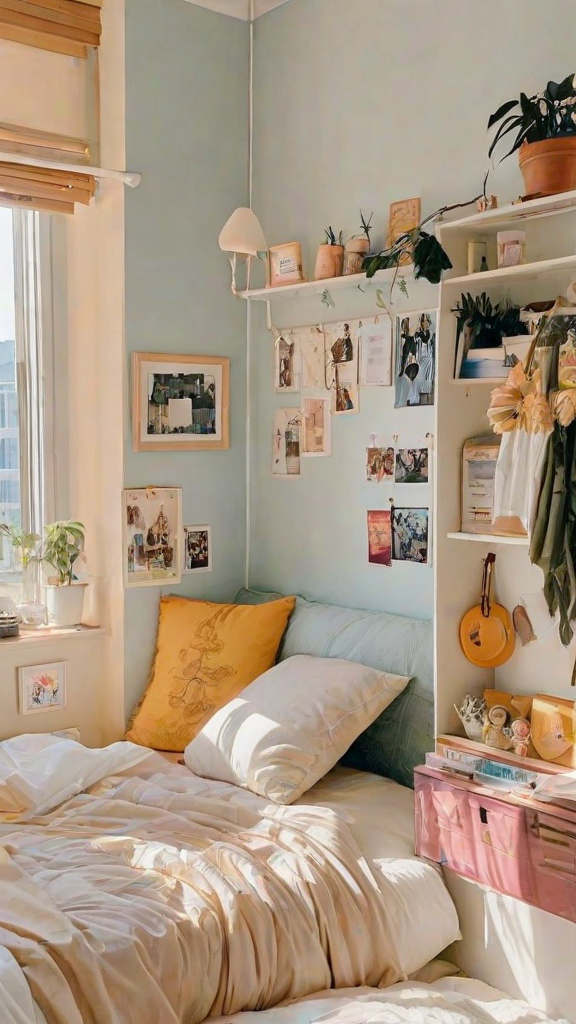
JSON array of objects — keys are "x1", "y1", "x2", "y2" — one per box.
[{"x1": 218, "y1": 207, "x2": 267, "y2": 294}]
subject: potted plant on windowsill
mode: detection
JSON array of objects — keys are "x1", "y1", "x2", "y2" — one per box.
[
  {"x1": 488, "y1": 73, "x2": 576, "y2": 197},
  {"x1": 43, "y1": 520, "x2": 87, "y2": 626}
]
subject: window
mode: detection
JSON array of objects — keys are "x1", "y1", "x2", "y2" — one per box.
[{"x1": 0, "y1": 207, "x2": 54, "y2": 572}]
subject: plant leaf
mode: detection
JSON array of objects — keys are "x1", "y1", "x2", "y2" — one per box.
[
  {"x1": 488, "y1": 115, "x2": 524, "y2": 159},
  {"x1": 375, "y1": 289, "x2": 386, "y2": 308},
  {"x1": 487, "y1": 98, "x2": 518, "y2": 129}
]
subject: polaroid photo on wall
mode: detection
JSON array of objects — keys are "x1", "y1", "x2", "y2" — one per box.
[
  {"x1": 18, "y1": 662, "x2": 67, "y2": 715},
  {"x1": 367, "y1": 510, "x2": 392, "y2": 566},
  {"x1": 325, "y1": 320, "x2": 360, "y2": 415},
  {"x1": 392, "y1": 507, "x2": 429, "y2": 563},
  {"x1": 294, "y1": 325, "x2": 328, "y2": 393},
  {"x1": 359, "y1": 317, "x2": 392, "y2": 386},
  {"x1": 395, "y1": 447, "x2": 429, "y2": 484},
  {"x1": 366, "y1": 446, "x2": 395, "y2": 482},
  {"x1": 274, "y1": 331, "x2": 300, "y2": 392},
  {"x1": 301, "y1": 395, "x2": 330, "y2": 456},
  {"x1": 394, "y1": 310, "x2": 436, "y2": 408},
  {"x1": 183, "y1": 525, "x2": 212, "y2": 574},
  {"x1": 272, "y1": 408, "x2": 302, "y2": 477}
]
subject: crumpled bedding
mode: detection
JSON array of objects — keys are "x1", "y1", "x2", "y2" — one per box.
[
  {"x1": 0, "y1": 758, "x2": 413, "y2": 1024},
  {"x1": 210, "y1": 979, "x2": 571, "y2": 1024}
]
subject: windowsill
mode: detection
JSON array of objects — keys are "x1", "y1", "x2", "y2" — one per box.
[{"x1": 0, "y1": 624, "x2": 105, "y2": 649}]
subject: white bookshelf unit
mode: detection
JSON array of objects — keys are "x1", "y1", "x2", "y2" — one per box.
[{"x1": 434, "y1": 189, "x2": 576, "y2": 738}]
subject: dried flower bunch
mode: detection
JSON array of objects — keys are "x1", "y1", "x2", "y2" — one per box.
[{"x1": 488, "y1": 364, "x2": 553, "y2": 435}]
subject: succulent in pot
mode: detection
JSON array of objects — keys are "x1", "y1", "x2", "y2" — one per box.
[
  {"x1": 344, "y1": 211, "x2": 373, "y2": 275},
  {"x1": 315, "y1": 225, "x2": 345, "y2": 280},
  {"x1": 488, "y1": 73, "x2": 576, "y2": 196},
  {"x1": 43, "y1": 520, "x2": 87, "y2": 626}
]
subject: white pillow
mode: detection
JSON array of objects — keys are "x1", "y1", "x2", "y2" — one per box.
[{"x1": 184, "y1": 654, "x2": 410, "y2": 803}]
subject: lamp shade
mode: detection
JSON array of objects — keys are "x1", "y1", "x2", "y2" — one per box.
[{"x1": 219, "y1": 207, "x2": 267, "y2": 257}]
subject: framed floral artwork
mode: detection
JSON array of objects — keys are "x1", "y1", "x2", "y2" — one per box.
[
  {"x1": 132, "y1": 353, "x2": 230, "y2": 452},
  {"x1": 18, "y1": 662, "x2": 67, "y2": 715}
]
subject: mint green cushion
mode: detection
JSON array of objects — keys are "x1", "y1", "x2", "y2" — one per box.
[{"x1": 234, "y1": 589, "x2": 433, "y2": 788}]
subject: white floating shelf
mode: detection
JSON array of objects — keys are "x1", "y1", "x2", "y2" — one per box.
[
  {"x1": 451, "y1": 377, "x2": 505, "y2": 385},
  {"x1": 439, "y1": 188, "x2": 576, "y2": 235},
  {"x1": 447, "y1": 531, "x2": 529, "y2": 546},
  {"x1": 443, "y1": 253, "x2": 576, "y2": 288},
  {"x1": 239, "y1": 266, "x2": 413, "y2": 301}
]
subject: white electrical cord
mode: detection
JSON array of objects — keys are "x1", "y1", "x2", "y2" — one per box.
[{"x1": 244, "y1": 0, "x2": 255, "y2": 590}]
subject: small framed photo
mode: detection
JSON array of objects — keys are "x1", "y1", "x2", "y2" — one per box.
[
  {"x1": 183, "y1": 525, "x2": 212, "y2": 574},
  {"x1": 18, "y1": 662, "x2": 67, "y2": 715},
  {"x1": 132, "y1": 352, "x2": 229, "y2": 452},
  {"x1": 123, "y1": 486, "x2": 183, "y2": 588}
]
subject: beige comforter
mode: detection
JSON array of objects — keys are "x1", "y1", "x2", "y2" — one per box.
[{"x1": 0, "y1": 763, "x2": 405, "y2": 1024}]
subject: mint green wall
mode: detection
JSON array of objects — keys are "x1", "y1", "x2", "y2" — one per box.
[
  {"x1": 249, "y1": 0, "x2": 576, "y2": 617},
  {"x1": 124, "y1": 0, "x2": 249, "y2": 716}
]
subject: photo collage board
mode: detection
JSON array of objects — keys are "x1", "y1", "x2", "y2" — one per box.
[{"x1": 272, "y1": 310, "x2": 435, "y2": 569}]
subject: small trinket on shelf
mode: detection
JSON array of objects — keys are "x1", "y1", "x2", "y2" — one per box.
[
  {"x1": 477, "y1": 194, "x2": 498, "y2": 212},
  {"x1": 454, "y1": 693, "x2": 487, "y2": 742}
]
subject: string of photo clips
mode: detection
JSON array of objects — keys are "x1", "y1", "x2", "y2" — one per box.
[{"x1": 366, "y1": 432, "x2": 434, "y2": 569}]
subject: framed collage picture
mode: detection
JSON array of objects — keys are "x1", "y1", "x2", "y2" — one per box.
[{"x1": 132, "y1": 353, "x2": 230, "y2": 452}]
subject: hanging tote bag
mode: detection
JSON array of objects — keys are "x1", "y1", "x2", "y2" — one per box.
[{"x1": 488, "y1": 309, "x2": 557, "y2": 537}]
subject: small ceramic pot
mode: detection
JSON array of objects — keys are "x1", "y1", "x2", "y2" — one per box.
[
  {"x1": 314, "y1": 244, "x2": 344, "y2": 281},
  {"x1": 268, "y1": 242, "x2": 304, "y2": 287},
  {"x1": 46, "y1": 582, "x2": 87, "y2": 626}
]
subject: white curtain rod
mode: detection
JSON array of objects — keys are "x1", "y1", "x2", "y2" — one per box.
[{"x1": 0, "y1": 151, "x2": 141, "y2": 188}]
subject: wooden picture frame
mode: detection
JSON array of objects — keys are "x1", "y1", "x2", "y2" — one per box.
[
  {"x1": 132, "y1": 352, "x2": 230, "y2": 452},
  {"x1": 123, "y1": 486, "x2": 183, "y2": 588},
  {"x1": 388, "y1": 198, "x2": 421, "y2": 265}
]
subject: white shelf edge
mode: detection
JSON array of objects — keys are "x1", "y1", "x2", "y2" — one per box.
[
  {"x1": 239, "y1": 266, "x2": 414, "y2": 301},
  {"x1": 450, "y1": 377, "x2": 505, "y2": 385},
  {"x1": 439, "y1": 188, "x2": 576, "y2": 234},
  {"x1": 0, "y1": 624, "x2": 105, "y2": 650},
  {"x1": 443, "y1": 254, "x2": 576, "y2": 288},
  {"x1": 447, "y1": 531, "x2": 529, "y2": 546}
]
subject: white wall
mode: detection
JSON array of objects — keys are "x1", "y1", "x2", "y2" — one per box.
[{"x1": 249, "y1": 0, "x2": 576, "y2": 618}]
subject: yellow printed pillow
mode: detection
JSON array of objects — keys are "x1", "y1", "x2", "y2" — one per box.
[{"x1": 126, "y1": 595, "x2": 295, "y2": 751}]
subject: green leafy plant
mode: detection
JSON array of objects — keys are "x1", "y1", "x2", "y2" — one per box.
[
  {"x1": 356, "y1": 211, "x2": 373, "y2": 243},
  {"x1": 364, "y1": 227, "x2": 452, "y2": 285},
  {"x1": 488, "y1": 73, "x2": 576, "y2": 162},
  {"x1": 324, "y1": 226, "x2": 344, "y2": 246},
  {"x1": 43, "y1": 521, "x2": 85, "y2": 585},
  {"x1": 0, "y1": 524, "x2": 41, "y2": 569},
  {"x1": 452, "y1": 293, "x2": 529, "y2": 349}
]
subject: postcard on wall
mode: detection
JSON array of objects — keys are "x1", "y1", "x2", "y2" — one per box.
[
  {"x1": 359, "y1": 317, "x2": 392, "y2": 386},
  {"x1": 388, "y1": 197, "x2": 421, "y2": 265},
  {"x1": 395, "y1": 447, "x2": 429, "y2": 483},
  {"x1": 294, "y1": 325, "x2": 327, "y2": 392},
  {"x1": 302, "y1": 395, "x2": 331, "y2": 456},
  {"x1": 123, "y1": 486, "x2": 182, "y2": 587},
  {"x1": 325, "y1": 320, "x2": 360, "y2": 415},
  {"x1": 366, "y1": 446, "x2": 395, "y2": 482},
  {"x1": 132, "y1": 353, "x2": 229, "y2": 451},
  {"x1": 367, "y1": 510, "x2": 392, "y2": 566},
  {"x1": 18, "y1": 662, "x2": 67, "y2": 715},
  {"x1": 392, "y1": 507, "x2": 429, "y2": 563},
  {"x1": 272, "y1": 408, "x2": 302, "y2": 477},
  {"x1": 394, "y1": 310, "x2": 436, "y2": 408},
  {"x1": 274, "y1": 331, "x2": 300, "y2": 392},
  {"x1": 183, "y1": 525, "x2": 212, "y2": 574}
]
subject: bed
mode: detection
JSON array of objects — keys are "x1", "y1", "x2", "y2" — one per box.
[{"x1": 0, "y1": 595, "x2": 474, "y2": 1022}]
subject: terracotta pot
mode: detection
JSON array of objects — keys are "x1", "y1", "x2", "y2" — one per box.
[
  {"x1": 518, "y1": 137, "x2": 576, "y2": 197},
  {"x1": 314, "y1": 244, "x2": 344, "y2": 281},
  {"x1": 345, "y1": 237, "x2": 370, "y2": 255}
]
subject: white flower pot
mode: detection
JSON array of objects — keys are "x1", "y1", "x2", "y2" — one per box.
[{"x1": 45, "y1": 582, "x2": 87, "y2": 626}]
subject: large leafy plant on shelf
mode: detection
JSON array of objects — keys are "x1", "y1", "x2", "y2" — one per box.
[{"x1": 488, "y1": 73, "x2": 576, "y2": 161}]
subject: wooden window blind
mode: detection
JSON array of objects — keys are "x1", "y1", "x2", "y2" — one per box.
[
  {"x1": 0, "y1": 162, "x2": 96, "y2": 214},
  {"x1": 0, "y1": 123, "x2": 90, "y2": 163},
  {"x1": 0, "y1": 0, "x2": 102, "y2": 58}
]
